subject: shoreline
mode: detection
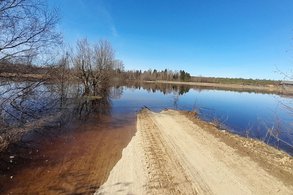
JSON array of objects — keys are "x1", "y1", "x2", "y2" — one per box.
[
  {"x1": 144, "y1": 80, "x2": 293, "y2": 96},
  {"x1": 0, "y1": 108, "x2": 292, "y2": 194}
]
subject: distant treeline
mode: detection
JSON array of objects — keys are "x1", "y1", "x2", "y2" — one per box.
[
  {"x1": 190, "y1": 76, "x2": 280, "y2": 86},
  {"x1": 121, "y1": 69, "x2": 191, "y2": 82},
  {"x1": 121, "y1": 69, "x2": 280, "y2": 86},
  {"x1": 0, "y1": 63, "x2": 280, "y2": 86},
  {"x1": 0, "y1": 61, "x2": 50, "y2": 75}
]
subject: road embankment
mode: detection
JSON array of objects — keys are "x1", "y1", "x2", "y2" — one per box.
[{"x1": 96, "y1": 109, "x2": 293, "y2": 195}]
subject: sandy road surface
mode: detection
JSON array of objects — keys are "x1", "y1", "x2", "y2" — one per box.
[{"x1": 96, "y1": 109, "x2": 293, "y2": 195}]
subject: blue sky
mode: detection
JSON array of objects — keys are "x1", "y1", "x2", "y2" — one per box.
[{"x1": 49, "y1": 0, "x2": 293, "y2": 80}]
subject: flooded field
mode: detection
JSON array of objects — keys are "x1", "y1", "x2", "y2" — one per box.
[
  {"x1": 114, "y1": 84, "x2": 293, "y2": 154},
  {"x1": 0, "y1": 83, "x2": 293, "y2": 193}
]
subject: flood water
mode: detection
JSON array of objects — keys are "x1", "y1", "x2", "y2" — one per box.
[
  {"x1": 0, "y1": 83, "x2": 293, "y2": 193},
  {"x1": 113, "y1": 85, "x2": 293, "y2": 155}
]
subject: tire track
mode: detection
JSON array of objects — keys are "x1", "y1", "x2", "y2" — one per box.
[
  {"x1": 138, "y1": 109, "x2": 198, "y2": 194},
  {"x1": 97, "y1": 109, "x2": 293, "y2": 195}
]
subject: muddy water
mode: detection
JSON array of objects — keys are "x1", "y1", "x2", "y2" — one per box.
[{"x1": 0, "y1": 113, "x2": 136, "y2": 194}]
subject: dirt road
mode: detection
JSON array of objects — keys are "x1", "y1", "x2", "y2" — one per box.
[{"x1": 96, "y1": 109, "x2": 293, "y2": 195}]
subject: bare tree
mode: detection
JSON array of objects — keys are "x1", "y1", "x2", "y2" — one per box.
[
  {"x1": 54, "y1": 51, "x2": 71, "y2": 108},
  {"x1": 0, "y1": 0, "x2": 62, "y2": 62},
  {"x1": 73, "y1": 39, "x2": 116, "y2": 96},
  {"x1": 74, "y1": 39, "x2": 93, "y2": 96},
  {"x1": 91, "y1": 40, "x2": 115, "y2": 96},
  {"x1": 113, "y1": 60, "x2": 124, "y2": 72}
]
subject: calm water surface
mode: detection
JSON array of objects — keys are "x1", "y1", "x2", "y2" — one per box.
[
  {"x1": 1, "y1": 84, "x2": 293, "y2": 193},
  {"x1": 112, "y1": 86, "x2": 293, "y2": 155}
]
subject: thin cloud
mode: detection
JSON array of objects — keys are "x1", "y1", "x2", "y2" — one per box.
[
  {"x1": 73, "y1": 0, "x2": 119, "y2": 37},
  {"x1": 96, "y1": 0, "x2": 119, "y2": 37},
  {"x1": 111, "y1": 26, "x2": 118, "y2": 37}
]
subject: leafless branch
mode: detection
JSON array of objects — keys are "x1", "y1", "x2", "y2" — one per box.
[{"x1": 0, "y1": 0, "x2": 62, "y2": 62}]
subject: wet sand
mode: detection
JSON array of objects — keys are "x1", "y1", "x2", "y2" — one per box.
[
  {"x1": 97, "y1": 109, "x2": 293, "y2": 194},
  {"x1": 0, "y1": 114, "x2": 136, "y2": 194}
]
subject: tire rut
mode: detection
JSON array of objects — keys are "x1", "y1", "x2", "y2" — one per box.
[{"x1": 138, "y1": 110, "x2": 198, "y2": 194}]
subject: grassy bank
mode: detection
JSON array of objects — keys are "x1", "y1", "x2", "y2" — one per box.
[{"x1": 145, "y1": 80, "x2": 293, "y2": 95}]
